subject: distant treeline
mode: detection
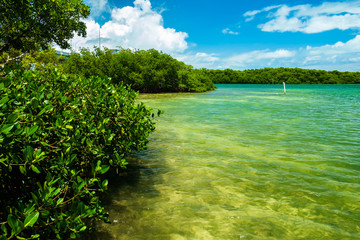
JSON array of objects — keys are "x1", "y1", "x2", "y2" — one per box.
[
  {"x1": 19, "y1": 49, "x2": 360, "y2": 87},
  {"x1": 204, "y1": 67, "x2": 360, "y2": 84},
  {"x1": 62, "y1": 48, "x2": 215, "y2": 93}
]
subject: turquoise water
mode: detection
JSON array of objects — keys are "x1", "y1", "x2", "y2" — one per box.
[{"x1": 97, "y1": 84, "x2": 360, "y2": 239}]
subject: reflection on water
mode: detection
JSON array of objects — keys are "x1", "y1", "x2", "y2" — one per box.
[{"x1": 95, "y1": 84, "x2": 360, "y2": 239}]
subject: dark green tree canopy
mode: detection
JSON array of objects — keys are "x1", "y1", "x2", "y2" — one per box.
[
  {"x1": 0, "y1": 0, "x2": 90, "y2": 54},
  {"x1": 62, "y1": 47, "x2": 216, "y2": 93}
]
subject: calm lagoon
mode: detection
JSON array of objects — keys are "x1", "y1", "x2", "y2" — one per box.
[{"x1": 97, "y1": 84, "x2": 360, "y2": 239}]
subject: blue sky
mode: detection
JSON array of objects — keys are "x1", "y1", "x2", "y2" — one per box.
[{"x1": 73, "y1": 0, "x2": 360, "y2": 71}]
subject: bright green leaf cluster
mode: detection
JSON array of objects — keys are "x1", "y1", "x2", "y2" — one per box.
[{"x1": 0, "y1": 67, "x2": 155, "y2": 239}]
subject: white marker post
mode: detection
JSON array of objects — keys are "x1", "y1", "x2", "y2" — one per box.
[{"x1": 283, "y1": 82, "x2": 286, "y2": 95}]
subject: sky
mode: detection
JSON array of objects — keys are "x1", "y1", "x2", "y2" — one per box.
[{"x1": 69, "y1": 0, "x2": 360, "y2": 71}]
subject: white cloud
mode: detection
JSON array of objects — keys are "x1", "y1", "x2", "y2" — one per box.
[
  {"x1": 72, "y1": 0, "x2": 188, "y2": 53},
  {"x1": 243, "y1": 10, "x2": 261, "y2": 22},
  {"x1": 224, "y1": 49, "x2": 296, "y2": 68},
  {"x1": 245, "y1": 1, "x2": 360, "y2": 33},
  {"x1": 69, "y1": 18, "x2": 101, "y2": 50},
  {"x1": 244, "y1": 5, "x2": 282, "y2": 21},
  {"x1": 306, "y1": 35, "x2": 360, "y2": 55},
  {"x1": 222, "y1": 28, "x2": 239, "y2": 35},
  {"x1": 302, "y1": 35, "x2": 360, "y2": 67},
  {"x1": 85, "y1": 0, "x2": 108, "y2": 17},
  {"x1": 174, "y1": 52, "x2": 220, "y2": 68},
  {"x1": 217, "y1": 35, "x2": 360, "y2": 70},
  {"x1": 179, "y1": 34, "x2": 360, "y2": 71}
]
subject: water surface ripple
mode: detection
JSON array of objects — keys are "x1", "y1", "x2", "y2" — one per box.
[{"x1": 97, "y1": 84, "x2": 360, "y2": 240}]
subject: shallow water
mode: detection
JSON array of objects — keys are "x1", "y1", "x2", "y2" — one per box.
[{"x1": 97, "y1": 84, "x2": 360, "y2": 240}]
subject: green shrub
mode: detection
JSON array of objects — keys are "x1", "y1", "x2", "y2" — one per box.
[
  {"x1": 62, "y1": 48, "x2": 216, "y2": 93},
  {"x1": 0, "y1": 67, "x2": 155, "y2": 239}
]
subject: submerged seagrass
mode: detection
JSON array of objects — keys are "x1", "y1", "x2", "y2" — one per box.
[{"x1": 98, "y1": 84, "x2": 360, "y2": 239}]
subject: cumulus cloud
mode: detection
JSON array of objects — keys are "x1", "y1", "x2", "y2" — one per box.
[
  {"x1": 72, "y1": 0, "x2": 188, "y2": 53},
  {"x1": 306, "y1": 35, "x2": 360, "y2": 55},
  {"x1": 301, "y1": 35, "x2": 360, "y2": 68},
  {"x1": 244, "y1": 1, "x2": 360, "y2": 33}
]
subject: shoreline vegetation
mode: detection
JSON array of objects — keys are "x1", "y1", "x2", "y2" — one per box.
[
  {"x1": 17, "y1": 47, "x2": 360, "y2": 89},
  {"x1": 1, "y1": 46, "x2": 360, "y2": 239},
  {"x1": 204, "y1": 67, "x2": 360, "y2": 84},
  {"x1": 61, "y1": 48, "x2": 216, "y2": 93},
  {"x1": 0, "y1": 66, "x2": 157, "y2": 239},
  {"x1": 59, "y1": 48, "x2": 360, "y2": 87}
]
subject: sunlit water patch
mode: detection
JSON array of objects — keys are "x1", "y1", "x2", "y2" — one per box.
[{"x1": 95, "y1": 84, "x2": 360, "y2": 240}]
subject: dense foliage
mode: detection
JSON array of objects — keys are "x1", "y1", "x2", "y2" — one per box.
[
  {"x1": 62, "y1": 49, "x2": 360, "y2": 87},
  {"x1": 0, "y1": 0, "x2": 90, "y2": 54},
  {"x1": 21, "y1": 48, "x2": 64, "y2": 71},
  {"x1": 62, "y1": 48, "x2": 216, "y2": 93},
  {"x1": 0, "y1": 67, "x2": 156, "y2": 239},
  {"x1": 205, "y1": 67, "x2": 360, "y2": 84}
]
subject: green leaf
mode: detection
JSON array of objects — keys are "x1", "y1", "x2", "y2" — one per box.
[
  {"x1": 0, "y1": 124, "x2": 14, "y2": 135},
  {"x1": 99, "y1": 165, "x2": 110, "y2": 174},
  {"x1": 0, "y1": 96, "x2": 9, "y2": 106},
  {"x1": 31, "y1": 192, "x2": 38, "y2": 202},
  {"x1": 37, "y1": 105, "x2": 52, "y2": 116},
  {"x1": 7, "y1": 113, "x2": 19, "y2": 123},
  {"x1": 7, "y1": 214, "x2": 23, "y2": 235},
  {"x1": 77, "y1": 180, "x2": 85, "y2": 192},
  {"x1": 102, "y1": 179, "x2": 108, "y2": 188},
  {"x1": 52, "y1": 188, "x2": 61, "y2": 197},
  {"x1": 31, "y1": 165, "x2": 41, "y2": 174},
  {"x1": 1, "y1": 223, "x2": 7, "y2": 235},
  {"x1": 65, "y1": 125, "x2": 73, "y2": 130},
  {"x1": 31, "y1": 99, "x2": 39, "y2": 109},
  {"x1": 19, "y1": 165, "x2": 27, "y2": 175},
  {"x1": 24, "y1": 205, "x2": 36, "y2": 215},
  {"x1": 28, "y1": 125, "x2": 39, "y2": 136},
  {"x1": 86, "y1": 138, "x2": 93, "y2": 147},
  {"x1": 79, "y1": 226, "x2": 87, "y2": 231},
  {"x1": 56, "y1": 198, "x2": 64, "y2": 206},
  {"x1": 24, "y1": 212, "x2": 39, "y2": 228},
  {"x1": 30, "y1": 234, "x2": 40, "y2": 239},
  {"x1": 25, "y1": 146, "x2": 34, "y2": 161}
]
